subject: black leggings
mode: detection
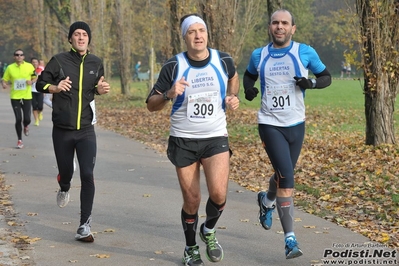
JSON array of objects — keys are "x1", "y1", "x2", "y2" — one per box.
[
  {"x1": 53, "y1": 125, "x2": 97, "y2": 225},
  {"x1": 32, "y1": 92, "x2": 44, "y2": 111},
  {"x1": 11, "y1": 99, "x2": 31, "y2": 140},
  {"x1": 258, "y1": 123, "x2": 305, "y2": 188}
]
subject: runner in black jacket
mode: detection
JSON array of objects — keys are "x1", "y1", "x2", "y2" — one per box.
[{"x1": 36, "y1": 21, "x2": 110, "y2": 242}]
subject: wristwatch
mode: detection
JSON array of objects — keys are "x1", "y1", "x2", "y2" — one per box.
[
  {"x1": 162, "y1": 91, "x2": 171, "y2": 101},
  {"x1": 311, "y1": 78, "x2": 317, "y2": 88}
]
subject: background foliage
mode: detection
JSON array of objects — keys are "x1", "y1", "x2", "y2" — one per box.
[{"x1": 1, "y1": 0, "x2": 356, "y2": 78}]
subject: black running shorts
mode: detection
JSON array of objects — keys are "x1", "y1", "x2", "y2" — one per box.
[{"x1": 167, "y1": 136, "x2": 230, "y2": 167}]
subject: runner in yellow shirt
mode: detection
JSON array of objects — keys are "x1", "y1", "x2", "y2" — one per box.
[{"x1": 1, "y1": 49, "x2": 36, "y2": 149}]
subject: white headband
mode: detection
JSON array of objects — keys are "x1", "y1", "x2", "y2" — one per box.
[{"x1": 181, "y1": 16, "x2": 207, "y2": 37}]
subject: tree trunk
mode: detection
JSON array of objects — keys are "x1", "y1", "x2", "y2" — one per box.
[
  {"x1": 200, "y1": 0, "x2": 237, "y2": 54},
  {"x1": 356, "y1": 0, "x2": 399, "y2": 145},
  {"x1": 167, "y1": 0, "x2": 182, "y2": 56},
  {"x1": 114, "y1": 0, "x2": 132, "y2": 95},
  {"x1": 364, "y1": 73, "x2": 396, "y2": 145}
]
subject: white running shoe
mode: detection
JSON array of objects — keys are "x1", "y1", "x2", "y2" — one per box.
[
  {"x1": 56, "y1": 190, "x2": 70, "y2": 208},
  {"x1": 17, "y1": 140, "x2": 24, "y2": 149},
  {"x1": 75, "y1": 216, "x2": 94, "y2": 242}
]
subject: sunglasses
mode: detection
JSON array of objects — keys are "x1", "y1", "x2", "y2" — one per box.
[{"x1": 14, "y1": 54, "x2": 24, "y2": 56}]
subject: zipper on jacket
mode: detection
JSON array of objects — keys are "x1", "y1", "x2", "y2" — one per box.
[{"x1": 77, "y1": 54, "x2": 87, "y2": 130}]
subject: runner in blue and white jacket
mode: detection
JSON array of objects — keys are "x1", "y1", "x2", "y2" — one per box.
[{"x1": 243, "y1": 9, "x2": 332, "y2": 260}]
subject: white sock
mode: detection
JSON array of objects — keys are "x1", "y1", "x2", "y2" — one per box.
[
  {"x1": 285, "y1": 232, "x2": 295, "y2": 238},
  {"x1": 202, "y1": 224, "x2": 215, "y2": 234},
  {"x1": 262, "y1": 197, "x2": 276, "y2": 208}
]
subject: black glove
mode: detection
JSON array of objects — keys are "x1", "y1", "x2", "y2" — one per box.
[
  {"x1": 294, "y1": 76, "x2": 313, "y2": 89},
  {"x1": 244, "y1": 87, "x2": 259, "y2": 101}
]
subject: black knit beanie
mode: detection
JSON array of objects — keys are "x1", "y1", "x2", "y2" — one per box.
[{"x1": 68, "y1": 21, "x2": 91, "y2": 44}]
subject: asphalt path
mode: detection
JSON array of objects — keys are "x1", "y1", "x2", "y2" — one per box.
[{"x1": 0, "y1": 89, "x2": 394, "y2": 266}]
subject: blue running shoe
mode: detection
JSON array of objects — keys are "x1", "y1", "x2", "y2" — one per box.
[
  {"x1": 257, "y1": 191, "x2": 275, "y2": 230},
  {"x1": 285, "y1": 236, "x2": 303, "y2": 259}
]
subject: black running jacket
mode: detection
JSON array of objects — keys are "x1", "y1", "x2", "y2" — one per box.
[{"x1": 36, "y1": 48, "x2": 104, "y2": 130}]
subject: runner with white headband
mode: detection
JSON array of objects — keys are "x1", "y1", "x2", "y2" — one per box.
[
  {"x1": 181, "y1": 15, "x2": 207, "y2": 37},
  {"x1": 146, "y1": 13, "x2": 240, "y2": 266}
]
